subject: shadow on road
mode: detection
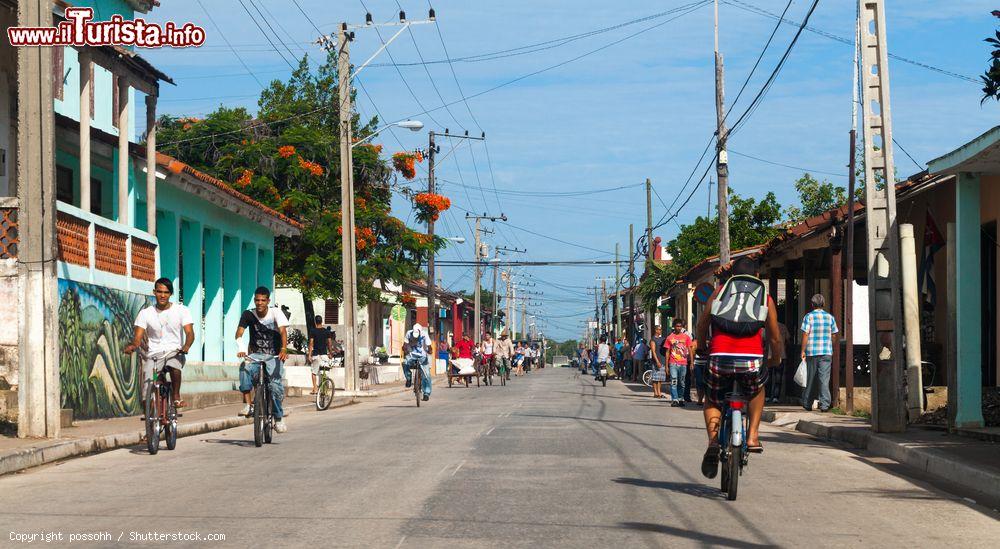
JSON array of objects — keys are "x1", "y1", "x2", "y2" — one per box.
[
  {"x1": 618, "y1": 522, "x2": 773, "y2": 548},
  {"x1": 612, "y1": 477, "x2": 723, "y2": 500},
  {"x1": 203, "y1": 438, "x2": 263, "y2": 447}
]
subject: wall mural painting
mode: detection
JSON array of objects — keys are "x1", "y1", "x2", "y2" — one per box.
[{"x1": 58, "y1": 279, "x2": 150, "y2": 419}]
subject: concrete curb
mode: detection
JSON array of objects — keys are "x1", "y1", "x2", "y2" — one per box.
[
  {"x1": 0, "y1": 398, "x2": 356, "y2": 477},
  {"x1": 763, "y1": 410, "x2": 1000, "y2": 502}
]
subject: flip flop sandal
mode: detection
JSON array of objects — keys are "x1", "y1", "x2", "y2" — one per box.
[
  {"x1": 701, "y1": 444, "x2": 721, "y2": 479},
  {"x1": 173, "y1": 400, "x2": 187, "y2": 408},
  {"x1": 748, "y1": 443, "x2": 764, "y2": 454}
]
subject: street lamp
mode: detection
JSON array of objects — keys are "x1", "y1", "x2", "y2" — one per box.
[{"x1": 351, "y1": 120, "x2": 424, "y2": 148}]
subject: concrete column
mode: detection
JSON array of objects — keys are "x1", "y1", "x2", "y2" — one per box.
[
  {"x1": 900, "y1": 224, "x2": 923, "y2": 419},
  {"x1": 116, "y1": 75, "x2": 129, "y2": 225},
  {"x1": 78, "y1": 49, "x2": 91, "y2": 212},
  {"x1": 831, "y1": 243, "x2": 843, "y2": 409},
  {"x1": 202, "y1": 228, "x2": 223, "y2": 362},
  {"x1": 241, "y1": 242, "x2": 258, "y2": 310},
  {"x1": 452, "y1": 302, "x2": 461, "y2": 341},
  {"x1": 156, "y1": 211, "x2": 178, "y2": 288},
  {"x1": 223, "y1": 236, "x2": 242, "y2": 361},
  {"x1": 951, "y1": 175, "x2": 985, "y2": 428},
  {"x1": 16, "y1": 0, "x2": 60, "y2": 438},
  {"x1": 144, "y1": 94, "x2": 156, "y2": 236},
  {"x1": 180, "y1": 219, "x2": 203, "y2": 361},
  {"x1": 256, "y1": 247, "x2": 274, "y2": 291}
]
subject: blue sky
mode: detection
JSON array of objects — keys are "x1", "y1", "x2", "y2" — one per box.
[{"x1": 141, "y1": 1, "x2": 1000, "y2": 339}]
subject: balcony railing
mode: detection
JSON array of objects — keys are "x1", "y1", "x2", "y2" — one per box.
[{"x1": 55, "y1": 201, "x2": 158, "y2": 291}]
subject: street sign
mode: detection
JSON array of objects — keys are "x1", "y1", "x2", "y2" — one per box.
[
  {"x1": 694, "y1": 282, "x2": 714, "y2": 304},
  {"x1": 390, "y1": 304, "x2": 406, "y2": 322}
]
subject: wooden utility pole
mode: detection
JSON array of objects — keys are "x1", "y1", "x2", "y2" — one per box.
[
  {"x1": 337, "y1": 25, "x2": 360, "y2": 393},
  {"x1": 714, "y1": 0, "x2": 731, "y2": 266},
  {"x1": 645, "y1": 178, "x2": 654, "y2": 341},
  {"x1": 845, "y1": 10, "x2": 860, "y2": 414},
  {"x1": 859, "y1": 0, "x2": 906, "y2": 432}
]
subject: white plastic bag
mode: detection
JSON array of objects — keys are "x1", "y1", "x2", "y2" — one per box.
[{"x1": 793, "y1": 359, "x2": 808, "y2": 387}]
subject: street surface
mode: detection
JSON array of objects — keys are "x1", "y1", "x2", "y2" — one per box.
[{"x1": 1, "y1": 368, "x2": 998, "y2": 548}]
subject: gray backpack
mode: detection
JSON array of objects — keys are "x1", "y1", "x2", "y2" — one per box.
[{"x1": 710, "y1": 275, "x2": 768, "y2": 336}]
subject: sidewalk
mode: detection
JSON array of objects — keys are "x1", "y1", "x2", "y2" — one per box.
[
  {"x1": 763, "y1": 405, "x2": 1000, "y2": 506},
  {"x1": 0, "y1": 393, "x2": 358, "y2": 477}
]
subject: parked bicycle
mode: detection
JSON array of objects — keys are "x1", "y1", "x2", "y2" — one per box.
[
  {"x1": 718, "y1": 373, "x2": 753, "y2": 501},
  {"x1": 141, "y1": 350, "x2": 182, "y2": 455},
  {"x1": 315, "y1": 356, "x2": 342, "y2": 411}
]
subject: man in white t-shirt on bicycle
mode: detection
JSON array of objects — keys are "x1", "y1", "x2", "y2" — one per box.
[
  {"x1": 124, "y1": 278, "x2": 194, "y2": 409},
  {"x1": 403, "y1": 323, "x2": 431, "y2": 401}
]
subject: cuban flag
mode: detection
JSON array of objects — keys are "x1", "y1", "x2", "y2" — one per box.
[{"x1": 918, "y1": 209, "x2": 945, "y2": 309}]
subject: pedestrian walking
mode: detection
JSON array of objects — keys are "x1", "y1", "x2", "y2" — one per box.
[
  {"x1": 631, "y1": 337, "x2": 649, "y2": 382},
  {"x1": 799, "y1": 293, "x2": 838, "y2": 412},
  {"x1": 650, "y1": 326, "x2": 668, "y2": 399},
  {"x1": 666, "y1": 319, "x2": 694, "y2": 407},
  {"x1": 766, "y1": 306, "x2": 790, "y2": 403}
]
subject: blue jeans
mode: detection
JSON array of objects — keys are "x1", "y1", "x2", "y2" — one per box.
[
  {"x1": 239, "y1": 354, "x2": 285, "y2": 419},
  {"x1": 404, "y1": 355, "x2": 432, "y2": 397},
  {"x1": 802, "y1": 355, "x2": 832, "y2": 410},
  {"x1": 669, "y1": 363, "x2": 687, "y2": 401}
]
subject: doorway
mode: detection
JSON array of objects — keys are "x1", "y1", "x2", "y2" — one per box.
[{"x1": 981, "y1": 221, "x2": 997, "y2": 387}]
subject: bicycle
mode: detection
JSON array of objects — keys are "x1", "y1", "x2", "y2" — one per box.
[
  {"x1": 141, "y1": 351, "x2": 181, "y2": 455},
  {"x1": 718, "y1": 373, "x2": 752, "y2": 501},
  {"x1": 315, "y1": 356, "x2": 341, "y2": 411},
  {"x1": 245, "y1": 354, "x2": 278, "y2": 447},
  {"x1": 409, "y1": 357, "x2": 424, "y2": 407},
  {"x1": 482, "y1": 356, "x2": 495, "y2": 386}
]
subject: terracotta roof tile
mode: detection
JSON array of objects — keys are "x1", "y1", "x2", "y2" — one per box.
[{"x1": 155, "y1": 152, "x2": 304, "y2": 231}]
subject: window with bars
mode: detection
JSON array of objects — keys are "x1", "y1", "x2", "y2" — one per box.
[{"x1": 324, "y1": 299, "x2": 339, "y2": 324}]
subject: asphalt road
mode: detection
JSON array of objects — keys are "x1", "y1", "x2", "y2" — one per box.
[{"x1": 1, "y1": 368, "x2": 998, "y2": 548}]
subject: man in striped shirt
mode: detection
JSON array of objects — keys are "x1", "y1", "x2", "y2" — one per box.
[{"x1": 800, "y1": 294, "x2": 839, "y2": 412}]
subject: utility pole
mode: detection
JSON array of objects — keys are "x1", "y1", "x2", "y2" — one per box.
[
  {"x1": 645, "y1": 178, "x2": 654, "y2": 341},
  {"x1": 714, "y1": 0, "x2": 731, "y2": 266},
  {"x1": 426, "y1": 130, "x2": 438, "y2": 348},
  {"x1": 496, "y1": 246, "x2": 525, "y2": 336},
  {"x1": 845, "y1": 9, "x2": 860, "y2": 414},
  {"x1": 859, "y1": 0, "x2": 906, "y2": 433},
  {"x1": 337, "y1": 24, "x2": 360, "y2": 393},
  {"x1": 628, "y1": 224, "x2": 636, "y2": 338},
  {"x1": 614, "y1": 243, "x2": 622, "y2": 338},
  {"x1": 467, "y1": 213, "x2": 505, "y2": 343}
]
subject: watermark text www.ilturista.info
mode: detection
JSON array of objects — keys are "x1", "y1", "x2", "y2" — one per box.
[
  {"x1": 7, "y1": 7, "x2": 205, "y2": 48},
  {"x1": 10, "y1": 530, "x2": 226, "y2": 543}
]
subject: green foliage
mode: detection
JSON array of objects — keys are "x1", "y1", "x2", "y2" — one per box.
[
  {"x1": 156, "y1": 54, "x2": 441, "y2": 305},
  {"x1": 785, "y1": 173, "x2": 846, "y2": 222},
  {"x1": 982, "y1": 11, "x2": 1000, "y2": 104},
  {"x1": 638, "y1": 192, "x2": 783, "y2": 309}
]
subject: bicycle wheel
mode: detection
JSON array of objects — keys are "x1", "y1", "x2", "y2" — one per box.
[
  {"x1": 414, "y1": 368, "x2": 422, "y2": 407},
  {"x1": 263, "y1": 391, "x2": 273, "y2": 444},
  {"x1": 725, "y1": 444, "x2": 740, "y2": 501},
  {"x1": 500, "y1": 366, "x2": 506, "y2": 386},
  {"x1": 253, "y1": 386, "x2": 264, "y2": 447},
  {"x1": 165, "y1": 398, "x2": 178, "y2": 450},
  {"x1": 144, "y1": 382, "x2": 160, "y2": 455},
  {"x1": 316, "y1": 377, "x2": 335, "y2": 411},
  {"x1": 642, "y1": 369, "x2": 652, "y2": 387}
]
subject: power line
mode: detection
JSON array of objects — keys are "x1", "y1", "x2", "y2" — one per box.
[
  {"x1": 195, "y1": 0, "x2": 266, "y2": 89},
  {"x1": 727, "y1": 0, "x2": 793, "y2": 114},
  {"x1": 727, "y1": 149, "x2": 847, "y2": 177},
  {"x1": 247, "y1": 0, "x2": 301, "y2": 63},
  {"x1": 161, "y1": 1, "x2": 707, "y2": 149},
  {"x1": 724, "y1": 0, "x2": 980, "y2": 85},
  {"x1": 236, "y1": 0, "x2": 297, "y2": 70}
]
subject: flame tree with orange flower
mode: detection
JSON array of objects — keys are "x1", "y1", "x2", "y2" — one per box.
[{"x1": 156, "y1": 55, "x2": 445, "y2": 307}]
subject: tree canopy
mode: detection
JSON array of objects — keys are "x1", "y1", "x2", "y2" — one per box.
[
  {"x1": 785, "y1": 173, "x2": 846, "y2": 222},
  {"x1": 156, "y1": 54, "x2": 443, "y2": 305},
  {"x1": 982, "y1": 11, "x2": 1000, "y2": 103}
]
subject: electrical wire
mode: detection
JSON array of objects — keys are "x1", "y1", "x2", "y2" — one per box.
[
  {"x1": 195, "y1": 0, "x2": 266, "y2": 89},
  {"x1": 237, "y1": 0, "x2": 297, "y2": 70}
]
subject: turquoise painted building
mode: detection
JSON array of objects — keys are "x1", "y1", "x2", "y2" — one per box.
[{"x1": 47, "y1": 0, "x2": 300, "y2": 419}]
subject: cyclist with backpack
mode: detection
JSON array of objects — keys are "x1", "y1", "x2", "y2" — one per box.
[
  {"x1": 403, "y1": 323, "x2": 431, "y2": 401},
  {"x1": 695, "y1": 257, "x2": 782, "y2": 479}
]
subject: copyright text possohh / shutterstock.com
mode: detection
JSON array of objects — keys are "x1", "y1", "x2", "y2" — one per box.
[
  {"x1": 6, "y1": 7, "x2": 206, "y2": 48},
  {"x1": 10, "y1": 530, "x2": 226, "y2": 543}
]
